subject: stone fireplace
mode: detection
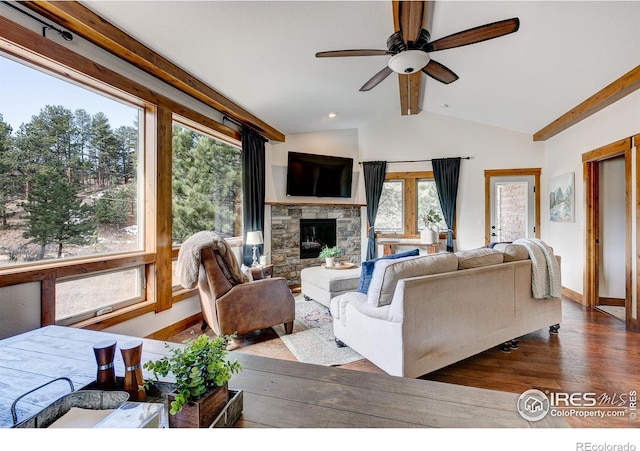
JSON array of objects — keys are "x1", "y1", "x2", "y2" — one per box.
[{"x1": 270, "y1": 204, "x2": 361, "y2": 286}]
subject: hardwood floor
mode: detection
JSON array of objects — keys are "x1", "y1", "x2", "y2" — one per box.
[{"x1": 167, "y1": 296, "x2": 640, "y2": 428}]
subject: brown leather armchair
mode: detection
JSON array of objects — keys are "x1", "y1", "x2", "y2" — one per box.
[{"x1": 197, "y1": 246, "x2": 295, "y2": 336}]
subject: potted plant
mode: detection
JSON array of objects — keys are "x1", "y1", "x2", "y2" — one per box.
[
  {"x1": 318, "y1": 245, "x2": 342, "y2": 267},
  {"x1": 419, "y1": 209, "x2": 442, "y2": 244},
  {"x1": 142, "y1": 333, "x2": 242, "y2": 428}
]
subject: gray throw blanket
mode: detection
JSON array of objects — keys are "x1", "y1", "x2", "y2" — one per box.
[
  {"x1": 176, "y1": 231, "x2": 248, "y2": 289},
  {"x1": 514, "y1": 238, "x2": 562, "y2": 299}
]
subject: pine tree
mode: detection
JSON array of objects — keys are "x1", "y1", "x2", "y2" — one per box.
[
  {"x1": 22, "y1": 167, "x2": 95, "y2": 259},
  {"x1": 114, "y1": 125, "x2": 137, "y2": 184},
  {"x1": 72, "y1": 109, "x2": 92, "y2": 186},
  {"x1": 93, "y1": 184, "x2": 133, "y2": 228},
  {"x1": 0, "y1": 115, "x2": 18, "y2": 228},
  {"x1": 171, "y1": 125, "x2": 241, "y2": 243},
  {"x1": 90, "y1": 112, "x2": 118, "y2": 187}
]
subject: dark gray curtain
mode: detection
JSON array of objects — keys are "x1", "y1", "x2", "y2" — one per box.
[
  {"x1": 363, "y1": 161, "x2": 387, "y2": 260},
  {"x1": 241, "y1": 126, "x2": 266, "y2": 265},
  {"x1": 432, "y1": 157, "x2": 461, "y2": 252}
]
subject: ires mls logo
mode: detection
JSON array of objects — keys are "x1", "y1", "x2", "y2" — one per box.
[
  {"x1": 517, "y1": 389, "x2": 638, "y2": 421},
  {"x1": 517, "y1": 389, "x2": 550, "y2": 421}
]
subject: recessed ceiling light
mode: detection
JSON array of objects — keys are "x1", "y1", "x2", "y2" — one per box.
[{"x1": 328, "y1": 112, "x2": 338, "y2": 118}]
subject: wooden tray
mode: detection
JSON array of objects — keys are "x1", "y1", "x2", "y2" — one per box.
[
  {"x1": 322, "y1": 262, "x2": 356, "y2": 270},
  {"x1": 81, "y1": 378, "x2": 242, "y2": 428}
]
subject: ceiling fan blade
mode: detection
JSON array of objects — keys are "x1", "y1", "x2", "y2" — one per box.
[
  {"x1": 360, "y1": 66, "x2": 394, "y2": 92},
  {"x1": 315, "y1": 50, "x2": 390, "y2": 58},
  {"x1": 428, "y1": 18, "x2": 520, "y2": 52},
  {"x1": 395, "y1": 0, "x2": 425, "y2": 45},
  {"x1": 422, "y1": 60, "x2": 459, "y2": 84}
]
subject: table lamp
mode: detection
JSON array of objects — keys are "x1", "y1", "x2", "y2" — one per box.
[{"x1": 246, "y1": 231, "x2": 263, "y2": 267}]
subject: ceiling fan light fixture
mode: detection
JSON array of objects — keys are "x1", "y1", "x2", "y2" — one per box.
[{"x1": 388, "y1": 50, "x2": 430, "y2": 74}]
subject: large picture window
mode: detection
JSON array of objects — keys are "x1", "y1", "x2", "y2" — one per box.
[
  {"x1": 375, "y1": 172, "x2": 450, "y2": 237},
  {"x1": 0, "y1": 54, "x2": 143, "y2": 266},
  {"x1": 0, "y1": 52, "x2": 147, "y2": 324},
  {"x1": 171, "y1": 120, "x2": 242, "y2": 245},
  {"x1": 0, "y1": 14, "x2": 248, "y2": 330}
]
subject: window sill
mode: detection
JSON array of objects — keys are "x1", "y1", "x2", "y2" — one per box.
[{"x1": 70, "y1": 300, "x2": 156, "y2": 331}]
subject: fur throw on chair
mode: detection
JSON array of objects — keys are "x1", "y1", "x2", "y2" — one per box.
[{"x1": 176, "y1": 231, "x2": 249, "y2": 289}]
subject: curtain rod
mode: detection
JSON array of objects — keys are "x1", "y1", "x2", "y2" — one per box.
[
  {"x1": 222, "y1": 115, "x2": 268, "y2": 142},
  {"x1": 358, "y1": 157, "x2": 471, "y2": 165},
  {"x1": 1, "y1": 1, "x2": 73, "y2": 41}
]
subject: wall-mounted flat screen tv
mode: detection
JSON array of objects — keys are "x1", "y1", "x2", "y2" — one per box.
[{"x1": 286, "y1": 152, "x2": 353, "y2": 198}]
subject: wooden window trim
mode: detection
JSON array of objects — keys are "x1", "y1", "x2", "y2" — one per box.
[
  {"x1": 0, "y1": 18, "x2": 168, "y2": 327},
  {"x1": 376, "y1": 171, "x2": 455, "y2": 240}
]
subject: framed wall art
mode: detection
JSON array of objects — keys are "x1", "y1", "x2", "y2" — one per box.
[{"x1": 549, "y1": 172, "x2": 574, "y2": 223}]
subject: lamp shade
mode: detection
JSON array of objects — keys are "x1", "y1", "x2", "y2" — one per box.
[
  {"x1": 246, "y1": 231, "x2": 263, "y2": 245},
  {"x1": 387, "y1": 50, "x2": 430, "y2": 74}
]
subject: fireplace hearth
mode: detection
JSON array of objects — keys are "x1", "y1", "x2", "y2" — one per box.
[{"x1": 299, "y1": 219, "x2": 336, "y2": 259}]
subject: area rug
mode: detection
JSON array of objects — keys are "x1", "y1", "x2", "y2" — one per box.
[{"x1": 272, "y1": 295, "x2": 363, "y2": 366}]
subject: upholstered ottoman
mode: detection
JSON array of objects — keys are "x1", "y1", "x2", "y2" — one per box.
[{"x1": 300, "y1": 265, "x2": 361, "y2": 308}]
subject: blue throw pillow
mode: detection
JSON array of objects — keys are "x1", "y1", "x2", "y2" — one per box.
[{"x1": 356, "y1": 248, "x2": 420, "y2": 294}]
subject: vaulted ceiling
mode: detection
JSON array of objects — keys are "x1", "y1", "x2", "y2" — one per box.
[{"x1": 79, "y1": 1, "x2": 640, "y2": 139}]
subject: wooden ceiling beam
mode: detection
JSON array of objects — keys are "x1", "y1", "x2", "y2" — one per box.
[
  {"x1": 534, "y1": 64, "x2": 640, "y2": 142},
  {"x1": 20, "y1": 1, "x2": 285, "y2": 142},
  {"x1": 394, "y1": 2, "x2": 423, "y2": 116},
  {"x1": 397, "y1": 72, "x2": 421, "y2": 116}
]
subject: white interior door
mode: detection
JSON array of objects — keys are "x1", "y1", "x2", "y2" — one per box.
[{"x1": 489, "y1": 175, "x2": 535, "y2": 243}]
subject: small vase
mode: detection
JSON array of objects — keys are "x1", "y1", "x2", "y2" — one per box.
[
  {"x1": 420, "y1": 227, "x2": 438, "y2": 245},
  {"x1": 168, "y1": 383, "x2": 229, "y2": 428},
  {"x1": 325, "y1": 257, "x2": 335, "y2": 267}
]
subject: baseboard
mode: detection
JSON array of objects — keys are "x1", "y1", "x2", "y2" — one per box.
[
  {"x1": 561, "y1": 286, "x2": 584, "y2": 305},
  {"x1": 598, "y1": 297, "x2": 625, "y2": 307},
  {"x1": 146, "y1": 313, "x2": 202, "y2": 341}
]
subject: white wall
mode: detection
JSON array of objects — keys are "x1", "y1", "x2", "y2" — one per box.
[
  {"x1": 357, "y1": 111, "x2": 546, "y2": 251},
  {"x1": 544, "y1": 89, "x2": 640, "y2": 316},
  {"x1": 266, "y1": 128, "x2": 364, "y2": 205}
]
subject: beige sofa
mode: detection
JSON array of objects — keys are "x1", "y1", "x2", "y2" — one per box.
[{"x1": 330, "y1": 245, "x2": 562, "y2": 378}]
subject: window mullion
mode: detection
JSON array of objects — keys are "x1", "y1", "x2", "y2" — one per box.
[{"x1": 153, "y1": 107, "x2": 173, "y2": 312}]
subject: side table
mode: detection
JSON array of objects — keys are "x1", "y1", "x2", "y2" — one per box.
[
  {"x1": 251, "y1": 264, "x2": 273, "y2": 280},
  {"x1": 261, "y1": 264, "x2": 274, "y2": 278},
  {"x1": 382, "y1": 241, "x2": 440, "y2": 256}
]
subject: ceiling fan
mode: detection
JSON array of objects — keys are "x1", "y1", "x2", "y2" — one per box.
[{"x1": 315, "y1": 1, "x2": 520, "y2": 115}]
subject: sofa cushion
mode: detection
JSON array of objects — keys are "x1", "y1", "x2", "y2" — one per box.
[
  {"x1": 367, "y1": 253, "x2": 458, "y2": 307},
  {"x1": 455, "y1": 248, "x2": 504, "y2": 269},
  {"x1": 357, "y1": 248, "x2": 420, "y2": 294},
  {"x1": 492, "y1": 243, "x2": 530, "y2": 262}
]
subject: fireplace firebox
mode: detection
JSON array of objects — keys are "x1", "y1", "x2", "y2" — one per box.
[{"x1": 299, "y1": 219, "x2": 337, "y2": 259}]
